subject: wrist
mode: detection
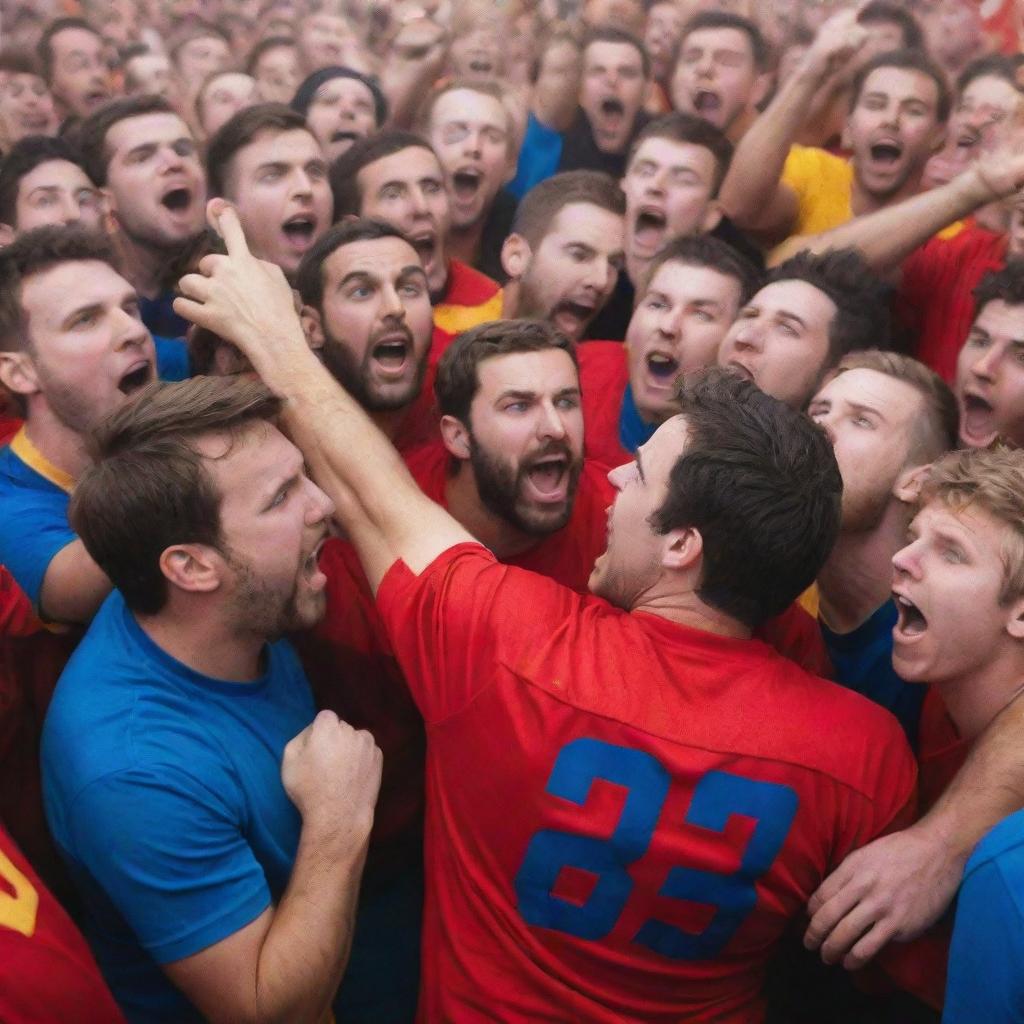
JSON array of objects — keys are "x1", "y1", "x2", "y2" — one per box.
[
  {"x1": 954, "y1": 165, "x2": 1000, "y2": 209},
  {"x1": 300, "y1": 806, "x2": 374, "y2": 863}
]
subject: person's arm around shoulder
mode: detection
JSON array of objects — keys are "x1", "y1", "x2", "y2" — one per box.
[
  {"x1": 174, "y1": 202, "x2": 475, "y2": 592},
  {"x1": 164, "y1": 711, "x2": 381, "y2": 1024},
  {"x1": 719, "y1": 8, "x2": 869, "y2": 241},
  {"x1": 804, "y1": 689, "x2": 1024, "y2": 971}
]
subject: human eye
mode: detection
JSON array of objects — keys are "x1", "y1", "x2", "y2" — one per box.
[
  {"x1": 645, "y1": 295, "x2": 667, "y2": 310},
  {"x1": 77, "y1": 189, "x2": 100, "y2": 208},
  {"x1": 556, "y1": 394, "x2": 580, "y2": 410},
  {"x1": 32, "y1": 192, "x2": 56, "y2": 207},
  {"x1": 424, "y1": 179, "x2": 443, "y2": 195},
  {"x1": 967, "y1": 331, "x2": 989, "y2": 349},
  {"x1": 567, "y1": 245, "x2": 588, "y2": 262},
  {"x1": 268, "y1": 481, "x2": 293, "y2": 508},
  {"x1": 942, "y1": 544, "x2": 966, "y2": 564},
  {"x1": 442, "y1": 123, "x2": 468, "y2": 144},
  {"x1": 400, "y1": 281, "x2": 424, "y2": 297},
  {"x1": 70, "y1": 308, "x2": 99, "y2": 329},
  {"x1": 852, "y1": 414, "x2": 875, "y2": 429},
  {"x1": 123, "y1": 299, "x2": 141, "y2": 320},
  {"x1": 693, "y1": 309, "x2": 714, "y2": 323},
  {"x1": 380, "y1": 184, "x2": 402, "y2": 200},
  {"x1": 307, "y1": 161, "x2": 328, "y2": 180},
  {"x1": 260, "y1": 167, "x2": 283, "y2": 183},
  {"x1": 718, "y1": 52, "x2": 743, "y2": 68},
  {"x1": 174, "y1": 139, "x2": 196, "y2": 158}
]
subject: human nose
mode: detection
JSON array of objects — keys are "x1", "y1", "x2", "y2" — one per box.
[
  {"x1": 607, "y1": 461, "x2": 631, "y2": 490},
  {"x1": 305, "y1": 477, "x2": 336, "y2": 523},
  {"x1": 380, "y1": 283, "x2": 406, "y2": 318},
  {"x1": 289, "y1": 167, "x2": 314, "y2": 199},
  {"x1": 537, "y1": 399, "x2": 568, "y2": 441},
  {"x1": 892, "y1": 538, "x2": 924, "y2": 582},
  {"x1": 57, "y1": 192, "x2": 81, "y2": 225},
  {"x1": 731, "y1": 319, "x2": 763, "y2": 353},
  {"x1": 113, "y1": 308, "x2": 148, "y2": 350},
  {"x1": 971, "y1": 343, "x2": 1000, "y2": 382}
]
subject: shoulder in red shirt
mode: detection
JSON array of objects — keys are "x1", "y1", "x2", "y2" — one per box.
[
  {"x1": 430, "y1": 259, "x2": 503, "y2": 369},
  {"x1": 376, "y1": 545, "x2": 917, "y2": 1023}
]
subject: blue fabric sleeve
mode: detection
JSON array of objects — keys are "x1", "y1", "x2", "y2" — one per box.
[
  {"x1": 154, "y1": 336, "x2": 191, "y2": 382},
  {"x1": 68, "y1": 766, "x2": 271, "y2": 965},
  {"x1": 944, "y1": 860, "x2": 1024, "y2": 1022},
  {"x1": 0, "y1": 490, "x2": 75, "y2": 606}
]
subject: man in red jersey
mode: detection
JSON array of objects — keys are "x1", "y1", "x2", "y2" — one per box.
[
  {"x1": 578, "y1": 234, "x2": 759, "y2": 470},
  {"x1": 0, "y1": 821, "x2": 125, "y2": 1022},
  {"x1": 177, "y1": 203, "x2": 916, "y2": 1024}
]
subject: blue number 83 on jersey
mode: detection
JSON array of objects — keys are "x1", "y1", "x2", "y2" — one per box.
[{"x1": 513, "y1": 737, "x2": 799, "y2": 960}]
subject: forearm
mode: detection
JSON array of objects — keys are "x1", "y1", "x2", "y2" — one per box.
[
  {"x1": 915, "y1": 692, "x2": 1024, "y2": 871},
  {"x1": 768, "y1": 171, "x2": 994, "y2": 270},
  {"x1": 720, "y1": 63, "x2": 824, "y2": 225},
  {"x1": 39, "y1": 540, "x2": 112, "y2": 625},
  {"x1": 252, "y1": 819, "x2": 370, "y2": 1023}
]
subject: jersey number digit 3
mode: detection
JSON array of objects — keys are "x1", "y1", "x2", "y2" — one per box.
[
  {"x1": 0, "y1": 847, "x2": 39, "y2": 938},
  {"x1": 514, "y1": 737, "x2": 798, "y2": 960}
]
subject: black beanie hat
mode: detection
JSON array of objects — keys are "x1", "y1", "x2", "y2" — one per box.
[{"x1": 290, "y1": 66, "x2": 388, "y2": 127}]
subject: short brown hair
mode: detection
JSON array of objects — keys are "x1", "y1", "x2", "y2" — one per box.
[
  {"x1": 512, "y1": 170, "x2": 625, "y2": 249},
  {"x1": 435, "y1": 318, "x2": 577, "y2": 424},
  {"x1": 831, "y1": 350, "x2": 958, "y2": 463},
  {"x1": 70, "y1": 376, "x2": 283, "y2": 615},
  {"x1": 77, "y1": 94, "x2": 177, "y2": 186},
  {"x1": 640, "y1": 235, "x2": 761, "y2": 308},
  {"x1": 206, "y1": 102, "x2": 309, "y2": 197},
  {"x1": 651, "y1": 367, "x2": 842, "y2": 628},
  {"x1": 920, "y1": 446, "x2": 1024, "y2": 604}
]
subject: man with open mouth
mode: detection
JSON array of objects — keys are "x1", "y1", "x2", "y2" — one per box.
[
  {"x1": 331, "y1": 131, "x2": 503, "y2": 370},
  {"x1": 955, "y1": 262, "x2": 1024, "y2": 451},
  {"x1": 292, "y1": 66, "x2": 388, "y2": 163},
  {"x1": 207, "y1": 102, "x2": 333, "y2": 283},
  {"x1": 418, "y1": 80, "x2": 519, "y2": 283},
  {"x1": 669, "y1": 11, "x2": 773, "y2": 145},
  {"x1": 38, "y1": 17, "x2": 113, "y2": 123},
  {"x1": 77, "y1": 94, "x2": 207, "y2": 341},
  {"x1": 501, "y1": 170, "x2": 625, "y2": 344},
  {"x1": 557, "y1": 26, "x2": 650, "y2": 179},
  {"x1": 805, "y1": 445, "x2": 1024, "y2": 1018},
  {"x1": 0, "y1": 227, "x2": 157, "y2": 629},
  {"x1": 721, "y1": 16, "x2": 950, "y2": 252}
]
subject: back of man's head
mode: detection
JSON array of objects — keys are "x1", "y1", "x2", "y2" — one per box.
[
  {"x1": 70, "y1": 376, "x2": 282, "y2": 615},
  {"x1": 768, "y1": 249, "x2": 891, "y2": 369},
  {"x1": 652, "y1": 366, "x2": 841, "y2": 627}
]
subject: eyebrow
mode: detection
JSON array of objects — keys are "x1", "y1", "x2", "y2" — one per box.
[
  {"x1": 777, "y1": 310, "x2": 807, "y2": 330},
  {"x1": 847, "y1": 400, "x2": 886, "y2": 421},
  {"x1": 495, "y1": 388, "x2": 537, "y2": 403},
  {"x1": 635, "y1": 446, "x2": 647, "y2": 483},
  {"x1": 397, "y1": 265, "x2": 428, "y2": 283}
]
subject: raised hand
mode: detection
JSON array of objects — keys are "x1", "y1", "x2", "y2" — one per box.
[
  {"x1": 802, "y1": 7, "x2": 871, "y2": 82},
  {"x1": 173, "y1": 199, "x2": 310, "y2": 381}
]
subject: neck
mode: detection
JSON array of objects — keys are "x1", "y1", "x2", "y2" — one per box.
[
  {"x1": 632, "y1": 585, "x2": 752, "y2": 639},
  {"x1": 22, "y1": 409, "x2": 91, "y2": 480},
  {"x1": 447, "y1": 219, "x2": 486, "y2": 268},
  {"x1": 368, "y1": 406, "x2": 408, "y2": 443},
  {"x1": 818, "y1": 500, "x2": 909, "y2": 633},
  {"x1": 444, "y1": 464, "x2": 538, "y2": 559},
  {"x1": 936, "y1": 652, "x2": 1024, "y2": 743},
  {"x1": 136, "y1": 602, "x2": 266, "y2": 682},
  {"x1": 110, "y1": 229, "x2": 167, "y2": 299},
  {"x1": 850, "y1": 166, "x2": 924, "y2": 218},
  {"x1": 727, "y1": 107, "x2": 758, "y2": 145},
  {"x1": 625, "y1": 249, "x2": 648, "y2": 287}
]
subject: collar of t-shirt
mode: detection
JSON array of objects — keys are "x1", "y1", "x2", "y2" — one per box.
[{"x1": 619, "y1": 381, "x2": 657, "y2": 456}]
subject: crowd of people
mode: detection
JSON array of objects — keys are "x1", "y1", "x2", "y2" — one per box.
[{"x1": 0, "y1": 0, "x2": 1023, "y2": 1021}]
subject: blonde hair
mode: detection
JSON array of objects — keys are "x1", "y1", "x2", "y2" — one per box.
[{"x1": 921, "y1": 445, "x2": 1024, "y2": 604}]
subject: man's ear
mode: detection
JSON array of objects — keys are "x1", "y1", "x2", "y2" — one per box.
[
  {"x1": 158, "y1": 543, "x2": 223, "y2": 596},
  {"x1": 300, "y1": 304, "x2": 325, "y2": 351},
  {"x1": 0, "y1": 351, "x2": 39, "y2": 399},
  {"x1": 928, "y1": 123, "x2": 948, "y2": 155},
  {"x1": 0, "y1": 222, "x2": 15, "y2": 246},
  {"x1": 699, "y1": 199, "x2": 723, "y2": 235},
  {"x1": 894, "y1": 463, "x2": 931, "y2": 504},
  {"x1": 1006, "y1": 596, "x2": 1024, "y2": 641},
  {"x1": 661, "y1": 525, "x2": 703, "y2": 572},
  {"x1": 501, "y1": 232, "x2": 531, "y2": 282},
  {"x1": 439, "y1": 413, "x2": 471, "y2": 461}
]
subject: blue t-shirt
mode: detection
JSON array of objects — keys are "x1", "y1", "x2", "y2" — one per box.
[
  {"x1": 508, "y1": 112, "x2": 564, "y2": 200},
  {"x1": 944, "y1": 810, "x2": 1024, "y2": 1022},
  {"x1": 42, "y1": 591, "x2": 316, "y2": 1023},
  {"x1": 140, "y1": 289, "x2": 190, "y2": 340},
  {"x1": 153, "y1": 335, "x2": 191, "y2": 382},
  {"x1": 821, "y1": 600, "x2": 927, "y2": 750}
]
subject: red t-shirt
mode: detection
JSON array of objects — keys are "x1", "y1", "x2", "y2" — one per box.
[
  {"x1": 404, "y1": 444, "x2": 615, "y2": 593},
  {"x1": 578, "y1": 341, "x2": 632, "y2": 470},
  {"x1": 392, "y1": 360, "x2": 441, "y2": 456},
  {"x1": 899, "y1": 220, "x2": 1006, "y2": 383},
  {"x1": 377, "y1": 544, "x2": 917, "y2": 1023},
  {"x1": 0, "y1": 823, "x2": 125, "y2": 1023},
  {"x1": 430, "y1": 259, "x2": 503, "y2": 369}
]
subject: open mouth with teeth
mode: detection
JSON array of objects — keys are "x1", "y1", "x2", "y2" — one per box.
[
  {"x1": 552, "y1": 299, "x2": 595, "y2": 337},
  {"x1": 283, "y1": 214, "x2": 317, "y2": 246},
  {"x1": 161, "y1": 187, "x2": 192, "y2": 212},
  {"x1": 453, "y1": 169, "x2": 482, "y2": 201},
  {"x1": 118, "y1": 363, "x2": 152, "y2": 395},
  {"x1": 301, "y1": 537, "x2": 328, "y2": 586},
  {"x1": 331, "y1": 130, "x2": 359, "y2": 144},
  {"x1": 894, "y1": 593, "x2": 928, "y2": 637},
  {"x1": 693, "y1": 89, "x2": 721, "y2": 114},
  {"x1": 523, "y1": 454, "x2": 570, "y2": 503},
  {"x1": 371, "y1": 334, "x2": 411, "y2": 374},
  {"x1": 646, "y1": 351, "x2": 679, "y2": 381},
  {"x1": 410, "y1": 233, "x2": 436, "y2": 265},
  {"x1": 869, "y1": 142, "x2": 903, "y2": 166},
  {"x1": 960, "y1": 392, "x2": 999, "y2": 446}
]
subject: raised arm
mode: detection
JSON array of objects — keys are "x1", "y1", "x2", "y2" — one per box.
[
  {"x1": 769, "y1": 139, "x2": 1024, "y2": 269},
  {"x1": 804, "y1": 689, "x2": 1024, "y2": 970},
  {"x1": 719, "y1": 9, "x2": 868, "y2": 240},
  {"x1": 174, "y1": 202, "x2": 474, "y2": 591},
  {"x1": 164, "y1": 713, "x2": 381, "y2": 1024}
]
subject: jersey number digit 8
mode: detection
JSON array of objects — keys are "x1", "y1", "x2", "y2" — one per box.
[{"x1": 514, "y1": 737, "x2": 799, "y2": 960}]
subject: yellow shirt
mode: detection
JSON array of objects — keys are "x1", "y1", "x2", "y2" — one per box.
[{"x1": 780, "y1": 144, "x2": 855, "y2": 238}]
